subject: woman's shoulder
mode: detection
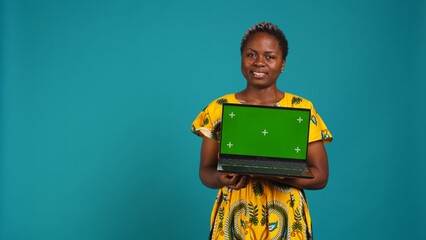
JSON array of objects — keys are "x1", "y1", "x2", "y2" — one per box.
[
  {"x1": 205, "y1": 93, "x2": 238, "y2": 109},
  {"x1": 281, "y1": 92, "x2": 314, "y2": 108}
]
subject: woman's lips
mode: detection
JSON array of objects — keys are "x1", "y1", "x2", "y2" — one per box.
[{"x1": 252, "y1": 71, "x2": 267, "y2": 78}]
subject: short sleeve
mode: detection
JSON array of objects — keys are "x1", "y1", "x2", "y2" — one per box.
[
  {"x1": 308, "y1": 106, "x2": 333, "y2": 144},
  {"x1": 191, "y1": 97, "x2": 228, "y2": 141},
  {"x1": 191, "y1": 105, "x2": 214, "y2": 139}
]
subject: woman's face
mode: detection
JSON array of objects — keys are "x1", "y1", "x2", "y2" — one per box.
[{"x1": 241, "y1": 32, "x2": 285, "y2": 89}]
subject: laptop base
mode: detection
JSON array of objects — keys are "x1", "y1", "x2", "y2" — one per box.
[{"x1": 217, "y1": 158, "x2": 314, "y2": 179}]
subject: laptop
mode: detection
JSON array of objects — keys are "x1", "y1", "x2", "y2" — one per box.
[{"x1": 217, "y1": 103, "x2": 314, "y2": 178}]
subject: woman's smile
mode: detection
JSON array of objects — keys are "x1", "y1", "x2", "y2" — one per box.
[{"x1": 252, "y1": 71, "x2": 267, "y2": 78}]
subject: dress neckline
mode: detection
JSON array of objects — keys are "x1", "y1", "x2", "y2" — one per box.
[{"x1": 232, "y1": 93, "x2": 286, "y2": 107}]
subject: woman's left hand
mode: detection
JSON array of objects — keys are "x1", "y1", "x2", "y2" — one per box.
[{"x1": 220, "y1": 174, "x2": 251, "y2": 190}]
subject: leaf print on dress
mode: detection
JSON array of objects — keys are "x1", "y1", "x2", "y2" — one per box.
[
  {"x1": 216, "y1": 207, "x2": 225, "y2": 237},
  {"x1": 287, "y1": 193, "x2": 305, "y2": 240},
  {"x1": 248, "y1": 202, "x2": 259, "y2": 226},
  {"x1": 291, "y1": 97, "x2": 303, "y2": 105},
  {"x1": 211, "y1": 121, "x2": 222, "y2": 140},
  {"x1": 261, "y1": 204, "x2": 268, "y2": 227},
  {"x1": 216, "y1": 98, "x2": 228, "y2": 105},
  {"x1": 202, "y1": 117, "x2": 209, "y2": 126},
  {"x1": 253, "y1": 180, "x2": 264, "y2": 196}
]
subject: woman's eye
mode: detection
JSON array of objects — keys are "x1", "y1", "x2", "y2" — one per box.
[{"x1": 246, "y1": 53, "x2": 255, "y2": 58}]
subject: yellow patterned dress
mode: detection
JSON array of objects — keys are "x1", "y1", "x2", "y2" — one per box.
[{"x1": 191, "y1": 93, "x2": 332, "y2": 240}]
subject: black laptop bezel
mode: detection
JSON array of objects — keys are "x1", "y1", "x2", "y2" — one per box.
[{"x1": 217, "y1": 103, "x2": 313, "y2": 178}]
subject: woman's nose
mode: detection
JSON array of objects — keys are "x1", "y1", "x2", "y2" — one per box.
[{"x1": 254, "y1": 56, "x2": 266, "y2": 66}]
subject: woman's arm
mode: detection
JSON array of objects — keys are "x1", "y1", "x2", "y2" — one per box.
[
  {"x1": 199, "y1": 136, "x2": 250, "y2": 190},
  {"x1": 268, "y1": 140, "x2": 329, "y2": 190}
]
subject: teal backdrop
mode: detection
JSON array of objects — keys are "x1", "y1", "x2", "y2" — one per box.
[{"x1": 1, "y1": 0, "x2": 425, "y2": 239}]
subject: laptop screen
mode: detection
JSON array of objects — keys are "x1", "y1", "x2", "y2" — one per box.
[{"x1": 220, "y1": 103, "x2": 310, "y2": 161}]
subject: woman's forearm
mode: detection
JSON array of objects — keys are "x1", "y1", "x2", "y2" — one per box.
[{"x1": 199, "y1": 166, "x2": 225, "y2": 189}]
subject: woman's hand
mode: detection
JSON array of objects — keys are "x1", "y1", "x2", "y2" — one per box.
[
  {"x1": 219, "y1": 174, "x2": 250, "y2": 190},
  {"x1": 199, "y1": 136, "x2": 251, "y2": 189}
]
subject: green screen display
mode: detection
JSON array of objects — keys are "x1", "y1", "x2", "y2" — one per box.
[{"x1": 220, "y1": 104, "x2": 310, "y2": 160}]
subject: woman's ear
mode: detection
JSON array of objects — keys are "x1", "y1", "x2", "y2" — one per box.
[{"x1": 281, "y1": 60, "x2": 286, "y2": 73}]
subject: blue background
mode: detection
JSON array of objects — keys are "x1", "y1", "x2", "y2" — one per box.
[{"x1": 1, "y1": 0, "x2": 425, "y2": 239}]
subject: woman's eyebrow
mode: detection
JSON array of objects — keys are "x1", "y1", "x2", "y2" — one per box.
[
  {"x1": 244, "y1": 49, "x2": 278, "y2": 54},
  {"x1": 244, "y1": 48, "x2": 257, "y2": 52},
  {"x1": 264, "y1": 50, "x2": 278, "y2": 54}
]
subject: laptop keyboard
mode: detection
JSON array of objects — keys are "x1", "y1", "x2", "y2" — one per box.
[{"x1": 220, "y1": 158, "x2": 308, "y2": 172}]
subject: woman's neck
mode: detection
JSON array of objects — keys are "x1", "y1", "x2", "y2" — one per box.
[{"x1": 235, "y1": 88, "x2": 284, "y2": 106}]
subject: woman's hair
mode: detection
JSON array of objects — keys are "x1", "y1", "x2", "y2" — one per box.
[{"x1": 240, "y1": 22, "x2": 288, "y2": 60}]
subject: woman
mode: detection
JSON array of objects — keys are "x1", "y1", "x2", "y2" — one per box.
[{"x1": 191, "y1": 22, "x2": 332, "y2": 240}]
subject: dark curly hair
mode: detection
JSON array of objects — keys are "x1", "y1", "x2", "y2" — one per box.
[{"x1": 240, "y1": 22, "x2": 288, "y2": 60}]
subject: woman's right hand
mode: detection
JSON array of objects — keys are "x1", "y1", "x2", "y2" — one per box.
[{"x1": 200, "y1": 136, "x2": 251, "y2": 189}]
